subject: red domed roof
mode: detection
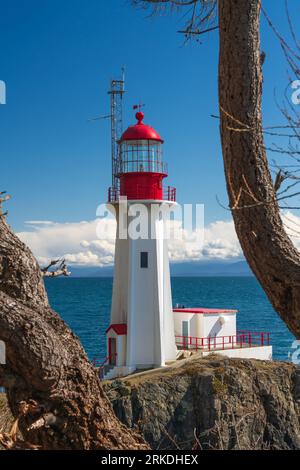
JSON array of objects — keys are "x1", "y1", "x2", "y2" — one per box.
[{"x1": 120, "y1": 112, "x2": 163, "y2": 143}]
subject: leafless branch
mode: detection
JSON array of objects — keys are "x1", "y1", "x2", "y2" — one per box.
[
  {"x1": 0, "y1": 191, "x2": 11, "y2": 218},
  {"x1": 132, "y1": 0, "x2": 218, "y2": 40},
  {"x1": 41, "y1": 259, "x2": 71, "y2": 278}
]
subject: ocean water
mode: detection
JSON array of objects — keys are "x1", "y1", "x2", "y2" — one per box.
[{"x1": 45, "y1": 276, "x2": 295, "y2": 362}]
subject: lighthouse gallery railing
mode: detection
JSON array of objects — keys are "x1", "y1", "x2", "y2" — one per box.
[{"x1": 108, "y1": 186, "x2": 176, "y2": 202}]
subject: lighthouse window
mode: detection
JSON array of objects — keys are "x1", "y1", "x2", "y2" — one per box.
[
  {"x1": 120, "y1": 140, "x2": 164, "y2": 174},
  {"x1": 140, "y1": 252, "x2": 148, "y2": 268}
]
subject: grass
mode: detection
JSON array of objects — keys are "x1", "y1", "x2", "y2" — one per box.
[{"x1": 212, "y1": 377, "x2": 228, "y2": 397}]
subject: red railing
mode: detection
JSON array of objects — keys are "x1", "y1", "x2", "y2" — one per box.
[
  {"x1": 108, "y1": 185, "x2": 176, "y2": 202},
  {"x1": 92, "y1": 354, "x2": 117, "y2": 379},
  {"x1": 175, "y1": 331, "x2": 270, "y2": 352},
  {"x1": 164, "y1": 186, "x2": 176, "y2": 202},
  {"x1": 237, "y1": 330, "x2": 271, "y2": 347}
]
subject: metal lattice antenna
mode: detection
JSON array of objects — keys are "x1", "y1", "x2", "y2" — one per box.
[{"x1": 108, "y1": 67, "x2": 125, "y2": 190}]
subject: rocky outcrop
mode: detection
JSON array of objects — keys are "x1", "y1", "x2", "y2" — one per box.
[
  {"x1": 1, "y1": 355, "x2": 300, "y2": 450},
  {"x1": 104, "y1": 355, "x2": 300, "y2": 450},
  {"x1": 0, "y1": 393, "x2": 14, "y2": 450}
]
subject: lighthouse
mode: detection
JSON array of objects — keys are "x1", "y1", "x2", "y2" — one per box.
[{"x1": 105, "y1": 110, "x2": 178, "y2": 378}]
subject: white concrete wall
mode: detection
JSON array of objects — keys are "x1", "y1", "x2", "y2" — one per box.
[
  {"x1": 202, "y1": 345, "x2": 272, "y2": 361},
  {"x1": 127, "y1": 234, "x2": 162, "y2": 368},
  {"x1": 117, "y1": 335, "x2": 127, "y2": 367},
  {"x1": 110, "y1": 205, "x2": 130, "y2": 326},
  {"x1": 174, "y1": 311, "x2": 194, "y2": 337},
  {"x1": 202, "y1": 313, "x2": 236, "y2": 340},
  {"x1": 109, "y1": 201, "x2": 177, "y2": 371},
  {"x1": 190, "y1": 314, "x2": 202, "y2": 338}
]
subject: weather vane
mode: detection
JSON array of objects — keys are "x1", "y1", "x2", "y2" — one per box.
[{"x1": 133, "y1": 103, "x2": 145, "y2": 112}]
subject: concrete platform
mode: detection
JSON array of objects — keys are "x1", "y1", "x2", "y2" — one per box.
[{"x1": 201, "y1": 345, "x2": 272, "y2": 361}]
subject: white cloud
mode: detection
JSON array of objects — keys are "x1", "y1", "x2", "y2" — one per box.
[
  {"x1": 16, "y1": 212, "x2": 300, "y2": 268},
  {"x1": 18, "y1": 219, "x2": 116, "y2": 268},
  {"x1": 168, "y1": 219, "x2": 242, "y2": 262},
  {"x1": 281, "y1": 211, "x2": 300, "y2": 250}
]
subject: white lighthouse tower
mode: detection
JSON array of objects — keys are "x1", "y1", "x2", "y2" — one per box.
[{"x1": 105, "y1": 110, "x2": 178, "y2": 378}]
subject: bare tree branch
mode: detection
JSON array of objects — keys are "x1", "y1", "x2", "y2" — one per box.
[{"x1": 41, "y1": 259, "x2": 71, "y2": 278}]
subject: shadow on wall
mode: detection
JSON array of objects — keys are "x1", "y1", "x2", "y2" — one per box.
[{"x1": 208, "y1": 319, "x2": 223, "y2": 337}]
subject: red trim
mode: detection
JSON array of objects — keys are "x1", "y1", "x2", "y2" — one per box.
[
  {"x1": 108, "y1": 185, "x2": 176, "y2": 202},
  {"x1": 106, "y1": 323, "x2": 127, "y2": 335},
  {"x1": 120, "y1": 173, "x2": 165, "y2": 200},
  {"x1": 175, "y1": 331, "x2": 270, "y2": 351},
  {"x1": 173, "y1": 308, "x2": 238, "y2": 315},
  {"x1": 108, "y1": 338, "x2": 117, "y2": 366}
]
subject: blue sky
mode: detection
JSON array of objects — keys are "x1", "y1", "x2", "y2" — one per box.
[{"x1": 0, "y1": 0, "x2": 298, "y2": 236}]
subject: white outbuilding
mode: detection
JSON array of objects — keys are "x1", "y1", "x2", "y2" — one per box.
[{"x1": 173, "y1": 307, "x2": 272, "y2": 361}]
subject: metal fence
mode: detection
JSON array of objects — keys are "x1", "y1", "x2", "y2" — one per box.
[{"x1": 175, "y1": 331, "x2": 271, "y2": 352}]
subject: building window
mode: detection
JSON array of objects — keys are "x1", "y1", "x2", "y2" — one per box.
[{"x1": 140, "y1": 252, "x2": 148, "y2": 268}]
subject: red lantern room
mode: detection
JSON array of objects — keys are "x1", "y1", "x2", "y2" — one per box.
[{"x1": 108, "y1": 111, "x2": 176, "y2": 202}]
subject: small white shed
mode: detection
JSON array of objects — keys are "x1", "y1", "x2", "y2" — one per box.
[{"x1": 173, "y1": 308, "x2": 237, "y2": 349}]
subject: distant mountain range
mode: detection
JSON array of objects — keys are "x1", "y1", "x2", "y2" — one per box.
[
  {"x1": 170, "y1": 260, "x2": 252, "y2": 277},
  {"x1": 68, "y1": 260, "x2": 253, "y2": 278}
]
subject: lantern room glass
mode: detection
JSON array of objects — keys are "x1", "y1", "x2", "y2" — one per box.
[{"x1": 119, "y1": 140, "x2": 167, "y2": 174}]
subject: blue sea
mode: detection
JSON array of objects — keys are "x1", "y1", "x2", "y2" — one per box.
[{"x1": 45, "y1": 277, "x2": 295, "y2": 362}]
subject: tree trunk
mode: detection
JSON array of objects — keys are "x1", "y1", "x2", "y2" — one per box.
[
  {"x1": 218, "y1": 0, "x2": 300, "y2": 338},
  {"x1": 0, "y1": 217, "x2": 148, "y2": 449}
]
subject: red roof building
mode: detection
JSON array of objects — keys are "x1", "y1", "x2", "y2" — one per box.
[{"x1": 106, "y1": 324, "x2": 127, "y2": 335}]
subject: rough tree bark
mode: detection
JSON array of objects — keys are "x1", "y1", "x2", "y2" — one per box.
[
  {"x1": 0, "y1": 216, "x2": 147, "y2": 449},
  {"x1": 218, "y1": 0, "x2": 300, "y2": 338}
]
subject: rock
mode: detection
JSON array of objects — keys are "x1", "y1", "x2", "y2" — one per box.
[
  {"x1": 105, "y1": 355, "x2": 300, "y2": 450},
  {"x1": 2, "y1": 355, "x2": 300, "y2": 450},
  {"x1": 0, "y1": 393, "x2": 16, "y2": 450}
]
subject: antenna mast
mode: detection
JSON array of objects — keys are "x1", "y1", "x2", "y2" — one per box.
[{"x1": 108, "y1": 68, "x2": 125, "y2": 190}]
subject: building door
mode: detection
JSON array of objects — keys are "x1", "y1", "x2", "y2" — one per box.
[
  {"x1": 182, "y1": 321, "x2": 189, "y2": 349},
  {"x1": 108, "y1": 338, "x2": 117, "y2": 366}
]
